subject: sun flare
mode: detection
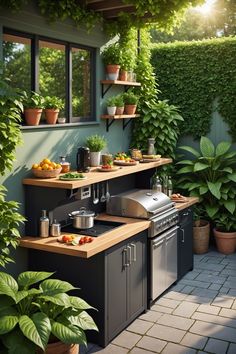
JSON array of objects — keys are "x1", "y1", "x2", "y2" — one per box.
[{"x1": 195, "y1": 0, "x2": 216, "y2": 15}]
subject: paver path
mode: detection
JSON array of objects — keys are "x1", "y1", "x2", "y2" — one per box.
[{"x1": 80, "y1": 250, "x2": 236, "y2": 354}]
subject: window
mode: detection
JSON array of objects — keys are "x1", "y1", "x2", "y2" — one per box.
[{"x1": 3, "y1": 29, "x2": 96, "y2": 125}]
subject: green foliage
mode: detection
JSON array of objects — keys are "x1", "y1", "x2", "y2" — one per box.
[
  {"x1": 0, "y1": 271, "x2": 98, "y2": 352},
  {"x1": 176, "y1": 136, "x2": 236, "y2": 222},
  {"x1": 101, "y1": 43, "x2": 121, "y2": 66},
  {"x1": 213, "y1": 212, "x2": 236, "y2": 232},
  {"x1": 114, "y1": 94, "x2": 124, "y2": 107},
  {"x1": 86, "y1": 134, "x2": 107, "y2": 152},
  {"x1": 151, "y1": 37, "x2": 236, "y2": 139},
  {"x1": 123, "y1": 92, "x2": 139, "y2": 105},
  {"x1": 23, "y1": 92, "x2": 44, "y2": 109},
  {"x1": 44, "y1": 96, "x2": 64, "y2": 110},
  {"x1": 106, "y1": 96, "x2": 117, "y2": 107}
]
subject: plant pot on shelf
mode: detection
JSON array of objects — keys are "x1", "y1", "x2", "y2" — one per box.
[
  {"x1": 24, "y1": 108, "x2": 42, "y2": 126},
  {"x1": 193, "y1": 220, "x2": 210, "y2": 254},
  {"x1": 116, "y1": 106, "x2": 125, "y2": 115},
  {"x1": 213, "y1": 228, "x2": 236, "y2": 255},
  {"x1": 119, "y1": 70, "x2": 128, "y2": 81},
  {"x1": 124, "y1": 104, "x2": 137, "y2": 115},
  {"x1": 106, "y1": 64, "x2": 120, "y2": 80},
  {"x1": 90, "y1": 151, "x2": 101, "y2": 167},
  {"x1": 44, "y1": 109, "x2": 59, "y2": 125},
  {"x1": 107, "y1": 106, "x2": 116, "y2": 115},
  {"x1": 37, "y1": 342, "x2": 79, "y2": 354}
]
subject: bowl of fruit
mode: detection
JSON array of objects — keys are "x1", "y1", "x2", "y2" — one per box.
[
  {"x1": 32, "y1": 158, "x2": 62, "y2": 178},
  {"x1": 114, "y1": 152, "x2": 138, "y2": 166}
]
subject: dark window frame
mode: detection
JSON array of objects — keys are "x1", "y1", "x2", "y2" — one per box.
[{"x1": 3, "y1": 27, "x2": 96, "y2": 125}]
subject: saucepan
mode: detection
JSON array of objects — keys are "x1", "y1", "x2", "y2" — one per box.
[{"x1": 68, "y1": 207, "x2": 96, "y2": 229}]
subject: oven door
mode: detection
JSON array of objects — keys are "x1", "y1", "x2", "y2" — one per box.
[{"x1": 150, "y1": 225, "x2": 178, "y2": 301}]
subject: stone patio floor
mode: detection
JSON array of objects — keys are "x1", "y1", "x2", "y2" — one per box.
[{"x1": 80, "y1": 249, "x2": 236, "y2": 354}]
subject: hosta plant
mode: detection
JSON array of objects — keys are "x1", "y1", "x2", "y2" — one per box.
[
  {"x1": 177, "y1": 136, "x2": 236, "y2": 219},
  {"x1": 213, "y1": 212, "x2": 236, "y2": 232},
  {"x1": 0, "y1": 271, "x2": 98, "y2": 353}
]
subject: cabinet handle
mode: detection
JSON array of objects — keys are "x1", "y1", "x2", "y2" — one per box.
[
  {"x1": 183, "y1": 212, "x2": 189, "y2": 216},
  {"x1": 130, "y1": 243, "x2": 136, "y2": 262},
  {"x1": 181, "y1": 228, "x2": 185, "y2": 243},
  {"x1": 122, "y1": 248, "x2": 129, "y2": 267},
  {"x1": 127, "y1": 245, "x2": 132, "y2": 266}
]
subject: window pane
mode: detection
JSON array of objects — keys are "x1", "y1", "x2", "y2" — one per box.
[
  {"x1": 39, "y1": 40, "x2": 66, "y2": 118},
  {"x1": 3, "y1": 33, "x2": 31, "y2": 91},
  {"x1": 72, "y1": 47, "x2": 91, "y2": 120}
]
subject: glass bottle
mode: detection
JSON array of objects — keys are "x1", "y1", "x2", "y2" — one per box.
[
  {"x1": 147, "y1": 138, "x2": 156, "y2": 155},
  {"x1": 168, "y1": 176, "x2": 173, "y2": 196},
  {"x1": 39, "y1": 210, "x2": 49, "y2": 238},
  {"x1": 152, "y1": 176, "x2": 162, "y2": 192},
  {"x1": 60, "y1": 155, "x2": 71, "y2": 173},
  {"x1": 162, "y1": 175, "x2": 168, "y2": 195}
]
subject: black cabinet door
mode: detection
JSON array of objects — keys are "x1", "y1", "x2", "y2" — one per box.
[{"x1": 178, "y1": 208, "x2": 193, "y2": 280}]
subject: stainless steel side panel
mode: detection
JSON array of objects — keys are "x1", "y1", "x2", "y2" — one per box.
[{"x1": 165, "y1": 230, "x2": 178, "y2": 289}]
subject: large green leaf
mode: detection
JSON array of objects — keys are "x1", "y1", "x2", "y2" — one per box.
[
  {"x1": 0, "y1": 272, "x2": 18, "y2": 301},
  {"x1": 176, "y1": 166, "x2": 194, "y2": 174},
  {"x1": 199, "y1": 186, "x2": 208, "y2": 195},
  {"x1": 222, "y1": 167, "x2": 233, "y2": 174},
  {"x1": 70, "y1": 296, "x2": 95, "y2": 310},
  {"x1": 39, "y1": 279, "x2": 76, "y2": 295},
  {"x1": 188, "y1": 183, "x2": 202, "y2": 191},
  {"x1": 178, "y1": 145, "x2": 200, "y2": 157},
  {"x1": 69, "y1": 311, "x2": 98, "y2": 331},
  {"x1": 38, "y1": 293, "x2": 71, "y2": 307},
  {"x1": 223, "y1": 200, "x2": 236, "y2": 214},
  {"x1": 31, "y1": 313, "x2": 51, "y2": 350},
  {"x1": 228, "y1": 173, "x2": 236, "y2": 182},
  {"x1": 176, "y1": 160, "x2": 194, "y2": 165},
  {"x1": 193, "y1": 162, "x2": 209, "y2": 172},
  {"x1": 200, "y1": 137, "x2": 215, "y2": 157},
  {"x1": 207, "y1": 181, "x2": 221, "y2": 199},
  {"x1": 205, "y1": 204, "x2": 219, "y2": 218},
  {"x1": 19, "y1": 315, "x2": 45, "y2": 350},
  {"x1": 51, "y1": 320, "x2": 87, "y2": 345},
  {"x1": 215, "y1": 141, "x2": 231, "y2": 156},
  {"x1": 0, "y1": 314, "x2": 19, "y2": 334},
  {"x1": 18, "y1": 272, "x2": 54, "y2": 289},
  {"x1": 15, "y1": 290, "x2": 29, "y2": 304}
]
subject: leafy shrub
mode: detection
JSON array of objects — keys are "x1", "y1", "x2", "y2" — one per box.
[{"x1": 86, "y1": 134, "x2": 107, "y2": 152}]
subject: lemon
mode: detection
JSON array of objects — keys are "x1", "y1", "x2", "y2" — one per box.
[{"x1": 32, "y1": 163, "x2": 38, "y2": 169}]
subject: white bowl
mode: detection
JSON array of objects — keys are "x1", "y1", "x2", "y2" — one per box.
[{"x1": 58, "y1": 118, "x2": 66, "y2": 124}]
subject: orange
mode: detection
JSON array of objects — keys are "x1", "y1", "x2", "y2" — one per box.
[
  {"x1": 37, "y1": 166, "x2": 42, "y2": 170},
  {"x1": 32, "y1": 163, "x2": 38, "y2": 169},
  {"x1": 42, "y1": 163, "x2": 49, "y2": 170},
  {"x1": 48, "y1": 166, "x2": 53, "y2": 171},
  {"x1": 50, "y1": 162, "x2": 57, "y2": 169},
  {"x1": 43, "y1": 158, "x2": 51, "y2": 165},
  {"x1": 56, "y1": 164, "x2": 61, "y2": 169}
]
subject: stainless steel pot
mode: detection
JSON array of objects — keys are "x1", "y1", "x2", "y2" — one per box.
[{"x1": 69, "y1": 207, "x2": 95, "y2": 229}]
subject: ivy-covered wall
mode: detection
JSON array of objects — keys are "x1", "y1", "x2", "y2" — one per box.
[{"x1": 151, "y1": 37, "x2": 236, "y2": 141}]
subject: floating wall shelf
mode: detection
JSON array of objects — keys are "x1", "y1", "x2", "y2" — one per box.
[
  {"x1": 101, "y1": 114, "x2": 140, "y2": 131},
  {"x1": 101, "y1": 80, "x2": 141, "y2": 97}
]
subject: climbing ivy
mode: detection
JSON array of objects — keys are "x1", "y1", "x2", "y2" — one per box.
[{"x1": 151, "y1": 37, "x2": 236, "y2": 139}]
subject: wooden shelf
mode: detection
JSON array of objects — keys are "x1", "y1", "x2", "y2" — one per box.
[
  {"x1": 100, "y1": 80, "x2": 141, "y2": 86},
  {"x1": 101, "y1": 114, "x2": 139, "y2": 119},
  {"x1": 23, "y1": 158, "x2": 172, "y2": 190}
]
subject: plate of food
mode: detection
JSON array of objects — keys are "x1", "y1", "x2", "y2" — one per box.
[
  {"x1": 113, "y1": 159, "x2": 138, "y2": 166},
  {"x1": 170, "y1": 193, "x2": 188, "y2": 203},
  {"x1": 59, "y1": 172, "x2": 87, "y2": 180},
  {"x1": 97, "y1": 165, "x2": 120, "y2": 172},
  {"x1": 140, "y1": 154, "x2": 162, "y2": 163},
  {"x1": 57, "y1": 234, "x2": 94, "y2": 245}
]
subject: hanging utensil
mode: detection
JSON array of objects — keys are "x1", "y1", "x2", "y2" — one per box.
[
  {"x1": 93, "y1": 184, "x2": 99, "y2": 204},
  {"x1": 105, "y1": 181, "x2": 110, "y2": 202},
  {"x1": 100, "y1": 183, "x2": 106, "y2": 203}
]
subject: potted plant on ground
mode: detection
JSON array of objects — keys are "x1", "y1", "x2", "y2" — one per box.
[
  {"x1": 192, "y1": 205, "x2": 210, "y2": 254},
  {"x1": 114, "y1": 94, "x2": 125, "y2": 115},
  {"x1": 86, "y1": 134, "x2": 107, "y2": 167},
  {"x1": 23, "y1": 92, "x2": 44, "y2": 126},
  {"x1": 106, "y1": 96, "x2": 117, "y2": 115},
  {"x1": 0, "y1": 271, "x2": 98, "y2": 353},
  {"x1": 101, "y1": 43, "x2": 121, "y2": 80},
  {"x1": 44, "y1": 96, "x2": 64, "y2": 125},
  {"x1": 213, "y1": 212, "x2": 236, "y2": 255},
  {"x1": 123, "y1": 92, "x2": 139, "y2": 115}
]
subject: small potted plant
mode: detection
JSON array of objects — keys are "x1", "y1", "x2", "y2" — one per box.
[
  {"x1": 123, "y1": 91, "x2": 139, "y2": 115},
  {"x1": 86, "y1": 134, "x2": 107, "y2": 167},
  {"x1": 106, "y1": 96, "x2": 117, "y2": 115},
  {"x1": 23, "y1": 91, "x2": 44, "y2": 126},
  {"x1": 119, "y1": 48, "x2": 136, "y2": 82},
  {"x1": 114, "y1": 94, "x2": 125, "y2": 115},
  {"x1": 101, "y1": 43, "x2": 121, "y2": 80},
  {"x1": 0, "y1": 271, "x2": 97, "y2": 353},
  {"x1": 213, "y1": 212, "x2": 236, "y2": 255},
  {"x1": 44, "y1": 96, "x2": 64, "y2": 125}
]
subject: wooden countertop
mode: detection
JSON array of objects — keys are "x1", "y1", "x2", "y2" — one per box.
[
  {"x1": 22, "y1": 158, "x2": 172, "y2": 189},
  {"x1": 19, "y1": 197, "x2": 199, "y2": 258}
]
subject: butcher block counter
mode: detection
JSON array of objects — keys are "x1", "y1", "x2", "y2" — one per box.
[{"x1": 20, "y1": 197, "x2": 198, "y2": 258}]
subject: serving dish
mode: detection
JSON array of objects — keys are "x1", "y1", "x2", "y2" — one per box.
[
  {"x1": 113, "y1": 160, "x2": 138, "y2": 166},
  {"x1": 32, "y1": 167, "x2": 62, "y2": 178},
  {"x1": 59, "y1": 172, "x2": 86, "y2": 181},
  {"x1": 97, "y1": 166, "x2": 120, "y2": 172}
]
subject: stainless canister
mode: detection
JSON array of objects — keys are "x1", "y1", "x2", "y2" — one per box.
[
  {"x1": 39, "y1": 210, "x2": 49, "y2": 237},
  {"x1": 50, "y1": 219, "x2": 61, "y2": 237}
]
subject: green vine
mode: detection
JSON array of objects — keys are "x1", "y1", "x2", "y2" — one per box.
[{"x1": 151, "y1": 37, "x2": 236, "y2": 139}]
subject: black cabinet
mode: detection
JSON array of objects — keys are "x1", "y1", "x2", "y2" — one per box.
[
  {"x1": 177, "y1": 207, "x2": 193, "y2": 280},
  {"x1": 28, "y1": 231, "x2": 147, "y2": 347}
]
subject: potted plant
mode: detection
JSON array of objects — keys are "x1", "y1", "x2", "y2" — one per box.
[
  {"x1": 0, "y1": 271, "x2": 98, "y2": 353},
  {"x1": 86, "y1": 134, "x2": 107, "y2": 166},
  {"x1": 213, "y1": 212, "x2": 236, "y2": 255},
  {"x1": 106, "y1": 96, "x2": 117, "y2": 115},
  {"x1": 192, "y1": 205, "x2": 210, "y2": 254},
  {"x1": 119, "y1": 48, "x2": 136, "y2": 82},
  {"x1": 44, "y1": 96, "x2": 64, "y2": 125},
  {"x1": 23, "y1": 92, "x2": 44, "y2": 126},
  {"x1": 101, "y1": 43, "x2": 121, "y2": 80},
  {"x1": 123, "y1": 92, "x2": 139, "y2": 115},
  {"x1": 114, "y1": 94, "x2": 125, "y2": 115}
]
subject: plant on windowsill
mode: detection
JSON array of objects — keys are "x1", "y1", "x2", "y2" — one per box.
[
  {"x1": 86, "y1": 134, "x2": 107, "y2": 167},
  {"x1": 23, "y1": 92, "x2": 45, "y2": 126},
  {"x1": 44, "y1": 96, "x2": 64, "y2": 125},
  {"x1": 101, "y1": 43, "x2": 121, "y2": 80},
  {"x1": 114, "y1": 94, "x2": 125, "y2": 115},
  {"x1": 0, "y1": 271, "x2": 98, "y2": 354},
  {"x1": 106, "y1": 96, "x2": 117, "y2": 115},
  {"x1": 123, "y1": 91, "x2": 139, "y2": 115}
]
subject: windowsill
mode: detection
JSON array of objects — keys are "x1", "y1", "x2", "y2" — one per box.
[{"x1": 21, "y1": 121, "x2": 100, "y2": 130}]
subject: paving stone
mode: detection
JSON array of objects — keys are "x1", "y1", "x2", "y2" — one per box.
[
  {"x1": 164, "y1": 291, "x2": 188, "y2": 301},
  {"x1": 129, "y1": 348, "x2": 156, "y2": 354},
  {"x1": 220, "y1": 269, "x2": 236, "y2": 276},
  {"x1": 185, "y1": 294, "x2": 213, "y2": 304},
  {"x1": 232, "y1": 299, "x2": 236, "y2": 309},
  {"x1": 190, "y1": 320, "x2": 236, "y2": 342},
  {"x1": 173, "y1": 301, "x2": 199, "y2": 318},
  {"x1": 139, "y1": 310, "x2": 163, "y2": 323},
  {"x1": 219, "y1": 287, "x2": 230, "y2": 295},
  {"x1": 191, "y1": 288, "x2": 218, "y2": 299},
  {"x1": 182, "y1": 271, "x2": 200, "y2": 280},
  {"x1": 228, "y1": 289, "x2": 236, "y2": 296},
  {"x1": 204, "y1": 338, "x2": 229, "y2": 354},
  {"x1": 180, "y1": 333, "x2": 207, "y2": 350},
  {"x1": 223, "y1": 276, "x2": 236, "y2": 289},
  {"x1": 157, "y1": 313, "x2": 194, "y2": 330},
  {"x1": 155, "y1": 297, "x2": 181, "y2": 309},
  {"x1": 151, "y1": 305, "x2": 173, "y2": 314},
  {"x1": 180, "y1": 286, "x2": 195, "y2": 295},
  {"x1": 80, "y1": 343, "x2": 95, "y2": 354},
  {"x1": 146, "y1": 323, "x2": 186, "y2": 343},
  {"x1": 88, "y1": 344, "x2": 129, "y2": 353},
  {"x1": 194, "y1": 274, "x2": 226, "y2": 285},
  {"x1": 197, "y1": 304, "x2": 220, "y2": 315},
  {"x1": 193, "y1": 262, "x2": 225, "y2": 272},
  {"x1": 212, "y1": 295, "x2": 234, "y2": 308},
  {"x1": 228, "y1": 343, "x2": 236, "y2": 354},
  {"x1": 192, "y1": 311, "x2": 236, "y2": 328},
  {"x1": 126, "y1": 319, "x2": 153, "y2": 335},
  {"x1": 179, "y1": 279, "x2": 210, "y2": 289},
  {"x1": 225, "y1": 264, "x2": 236, "y2": 270},
  {"x1": 208, "y1": 284, "x2": 221, "y2": 291},
  {"x1": 194, "y1": 254, "x2": 206, "y2": 261},
  {"x1": 219, "y1": 308, "x2": 236, "y2": 319},
  {"x1": 206, "y1": 258, "x2": 222, "y2": 264},
  {"x1": 136, "y1": 335, "x2": 167, "y2": 353},
  {"x1": 112, "y1": 331, "x2": 142, "y2": 349},
  {"x1": 161, "y1": 342, "x2": 196, "y2": 354},
  {"x1": 170, "y1": 283, "x2": 186, "y2": 292}
]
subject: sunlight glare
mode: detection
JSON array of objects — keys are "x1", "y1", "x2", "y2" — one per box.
[{"x1": 195, "y1": 0, "x2": 216, "y2": 15}]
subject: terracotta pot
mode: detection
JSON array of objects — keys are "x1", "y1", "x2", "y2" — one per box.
[
  {"x1": 193, "y1": 220, "x2": 210, "y2": 254},
  {"x1": 37, "y1": 342, "x2": 79, "y2": 354},
  {"x1": 124, "y1": 104, "x2": 137, "y2": 115},
  {"x1": 106, "y1": 64, "x2": 120, "y2": 80},
  {"x1": 116, "y1": 106, "x2": 125, "y2": 115},
  {"x1": 213, "y1": 228, "x2": 236, "y2": 255},
  {"x1": 45, "y1": 109, "x2": 60, "y2": 125},
  {"x1": 119, "y1": 70, "x2": 128, "y2": 81},
  {"x1": 24, "y1": 108, "x2": 42, "y2": 126}
]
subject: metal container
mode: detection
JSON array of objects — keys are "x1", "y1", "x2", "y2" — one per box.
[
  {"x1": 69, "y1": 207, "x2": 95, "y2": 229},
  {"x1": 39, "y1": 210, "x2": 49, "y2": 237},
  {"x1": 50, "y1": 219, "x2": 61, "y2": 237}
]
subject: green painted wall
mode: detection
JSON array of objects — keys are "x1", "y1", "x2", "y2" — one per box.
[{"x1": 0, "y1": 3, "x2": 132, "y2": 275}]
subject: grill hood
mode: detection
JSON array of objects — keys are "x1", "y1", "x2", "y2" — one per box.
[{"x1": 106, "y1": 189, "x2": 174, "y2": 219}]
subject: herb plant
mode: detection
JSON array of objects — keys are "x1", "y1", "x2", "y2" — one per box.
[
  {"x1": 101, "y1": 43, "x2": 121, "y2": 66},
  {"x1": 86, "y1": 134, "x2": 107, "y2": 152},
  {"x1": 106, "y1": 96, "x2": 117, "y2": 107},
  {"x1": 23, "y1": 92, "x2": 44, "y2": 109},
  {"x1": 114, "y1": 94, "x2": 124, "y2": 107},
  {"x1": 123, "y1": 92, "x2": 139, "y2": 105},
  {"x1": 44, "y1": 96, "x2": 64, "y2": 110}
]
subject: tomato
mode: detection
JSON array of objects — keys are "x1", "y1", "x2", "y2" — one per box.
[{"x1": 88, "y1": 237, "x2": 93, "y2": 243}]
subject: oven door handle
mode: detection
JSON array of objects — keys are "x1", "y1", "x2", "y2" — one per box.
[
  {"x1": 158, "y1": 225, "x2": 179, "y2": 239},
  {"x1": 149, "y1": 203, "x2": 175, "y2": 216},
  {"x1": 122, "y1": 248, "x2": 129, "y2": 267}
]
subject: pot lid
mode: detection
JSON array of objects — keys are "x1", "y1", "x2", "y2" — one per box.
[{"x1": 70, "y1": 207, "x2": 95, "y2": 217}]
